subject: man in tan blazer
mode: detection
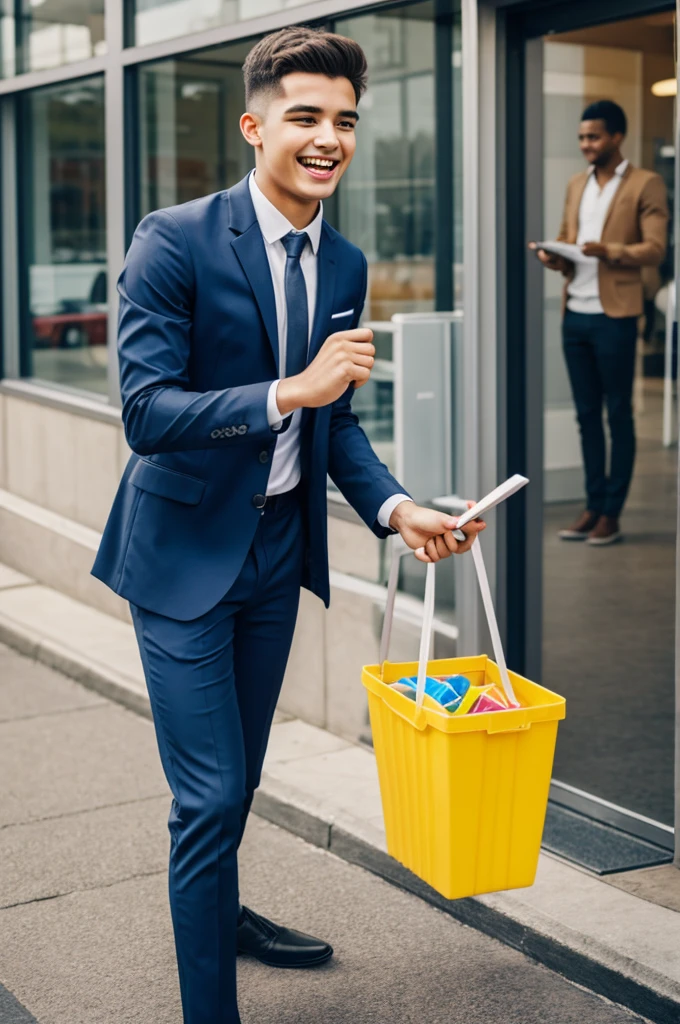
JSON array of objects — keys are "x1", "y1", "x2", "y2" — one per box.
[{"x1": 532, "y1": 99, "x2": 668, "y2": 545}]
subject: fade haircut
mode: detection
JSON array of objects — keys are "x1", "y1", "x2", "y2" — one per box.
[
  {"x1": 243, "y1": 26, "x2": 368, "y2": 109},
  {"x1": 581, "y1": 100, "x2": 627, "y2": 137}
]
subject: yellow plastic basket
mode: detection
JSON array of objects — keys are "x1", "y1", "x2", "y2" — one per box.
[{"x1": 363, "y1": 537, "x2": 566, "y2": 901}]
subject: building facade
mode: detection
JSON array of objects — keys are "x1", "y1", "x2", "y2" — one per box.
[{"x1": 0, "y1": 0, "x2": 678, "y2": 867}]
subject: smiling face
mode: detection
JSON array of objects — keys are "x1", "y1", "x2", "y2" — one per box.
[
  {"x1": 240, "y1": 72, "x2": 358, "y2": 225},
  {"x1": 578, "y1": 119, "x2": 623, "y2": 167}
]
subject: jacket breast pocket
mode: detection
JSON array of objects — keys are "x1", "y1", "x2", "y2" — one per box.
[{"x1": 130, "y1": 459, "x2": 206, "y2": 505}]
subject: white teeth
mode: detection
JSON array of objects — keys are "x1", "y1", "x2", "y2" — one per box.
[{"x1": 300, "y1": 157, "x2": 335, "y2": 169}]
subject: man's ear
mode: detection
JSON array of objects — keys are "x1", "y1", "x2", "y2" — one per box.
[{"x1": 240, "y1": 111, "x2": 263, "y2": 149}]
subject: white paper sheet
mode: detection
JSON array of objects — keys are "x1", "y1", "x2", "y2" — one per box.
[{"x1": 534, "y1": 241, "x2": 597, "y2": 265}]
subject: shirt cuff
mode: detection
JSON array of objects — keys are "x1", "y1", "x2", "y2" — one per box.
[
  {"x1": 267, "y1": 380, "x2": 293, "y2": 431},
  {"x1": 377, "y1": 494, "x2": 413, "y2": 530}
]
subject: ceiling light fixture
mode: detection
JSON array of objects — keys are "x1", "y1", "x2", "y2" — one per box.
[{"x1": 651, "y1": 78, "x2": 677, "y2": 97}]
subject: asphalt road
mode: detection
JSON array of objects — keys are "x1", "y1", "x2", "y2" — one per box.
[{"x1": 0, "y1": 643, "x2": 648, "y2": 1024}]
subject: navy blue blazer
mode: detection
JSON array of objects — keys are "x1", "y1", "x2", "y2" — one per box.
[{"x1": 92, "y1": 174, "x2": 406, "y2": 620}]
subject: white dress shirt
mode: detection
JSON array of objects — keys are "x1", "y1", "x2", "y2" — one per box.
[
  {"x1": 249, "y1": 172, "x2": 410, "y2": 526},
  {"x1": 567, "y1": 159, "x2": 628, "y2": 314}
]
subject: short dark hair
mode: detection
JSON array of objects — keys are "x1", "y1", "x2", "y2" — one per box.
[
  {"x1": 243, "y1": 27, "x2": 368, "y2": 107},
  {"x1": 581, "y1": 100, "x2": 627, "y2": 137}
]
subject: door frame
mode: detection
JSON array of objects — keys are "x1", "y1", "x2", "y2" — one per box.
[{"x1": 498, "y1": 0, "x2": 677, "y2": 850}]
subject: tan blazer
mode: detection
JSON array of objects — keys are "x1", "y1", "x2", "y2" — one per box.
[{"x1": 557, "y1": 164, "x2": 668, "y2": 318}]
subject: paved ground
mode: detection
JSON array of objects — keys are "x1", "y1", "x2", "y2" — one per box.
[{"x1": 0, "y1": 643, "x2": 650, "y2": 1024}]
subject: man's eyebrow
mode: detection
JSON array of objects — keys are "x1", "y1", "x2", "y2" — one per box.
[{"x1": 284, "y1": 104, "x2": 360, "y2": 121}]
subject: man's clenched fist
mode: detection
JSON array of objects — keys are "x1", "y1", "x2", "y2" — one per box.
[{"x1": 276, "y1": 328, "x2": 375, "y2": 414}]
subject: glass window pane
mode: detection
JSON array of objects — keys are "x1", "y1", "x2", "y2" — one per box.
[
  {"x1": 137, "y1": 43, "x2": 255, "y2": 218},
  {"x1": 133, "y1": 0, "x2": 308, "y2": 50},
  {"x1": 1, "y1": 0, "x2": 105, "y2": 78},
  {"x1": 19, "y1": 77, "x2": 108, "y2": 395},
  {"x1": 336, "y1": 10, "x2": 437, "y2": 325},
  {"x1": 334, "y1": 4, "x2": 461, "y2": 487}
]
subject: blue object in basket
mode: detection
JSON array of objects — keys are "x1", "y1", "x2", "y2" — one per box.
[{"x1": 398, "y1": 674, "x2": 470, "y2": 709}]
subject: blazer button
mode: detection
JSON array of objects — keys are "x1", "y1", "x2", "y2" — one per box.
[
  {"x1": 259, "y1": 450, "x2": 269, "y2": 464},
  {"x1": 252, "y1": 493, "x2": 266, "y2": 509}
]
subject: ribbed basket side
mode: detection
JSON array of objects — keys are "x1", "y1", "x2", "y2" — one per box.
[
  {"x1": 367, "y1": 693, "x2": 426, "y2": 872},
  {"x1": 502, "y1": 720, "x2": 558, "y2": 889},
  {"x1": 368, "y1": 693, "x2": 560, "y2": 901},
  {"x1": 368, "y1": 694, "x2": 459, "y2": 892}
]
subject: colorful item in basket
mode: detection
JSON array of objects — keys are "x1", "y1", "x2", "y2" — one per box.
[
  {"x1": 389, "y1": 681, "x2": 443, "y2": 713},
  {"x1": 434, "y1": 674, "x2": 471, "y2": 695},
  {"x1": 468, "y1": 684, "x2": 515, "y2": 714},
  {"x1": 394, "y1": 674, "x2": 471, "y2": 712}
]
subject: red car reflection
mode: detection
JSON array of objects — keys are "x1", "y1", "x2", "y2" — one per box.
[
  {"x1": 32, "y1": 311, "x2": 107, "y2": 349},
  {"x1": 31, "y1": 268, "x2": 107, "y2": 349}
]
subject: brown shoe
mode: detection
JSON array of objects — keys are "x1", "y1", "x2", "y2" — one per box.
[
  {"x1": 558, "y1": 509, "x2": 600, "y2": 541},
  {"x1": 587, "y1": 515, "x2": 622, "y2": 546}
]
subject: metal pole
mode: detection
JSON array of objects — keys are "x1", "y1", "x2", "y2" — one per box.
[
  {"x1": 0, "y1": 98, "x2": 20, "y2": 380},
  {"x1": 459, "y1": 0, "x2": 481, "y2": 657},
  {"x1": 673, "y1": 0, "x2": 680, "y2": 868},
  {"x1": 434, "y1": 3, "x2": 454, "y2": 312},
  {"x1": 104, "y1": 0, "x2": 125, "y2": 408}
]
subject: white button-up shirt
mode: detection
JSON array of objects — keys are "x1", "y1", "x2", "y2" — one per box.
[
  {"x1": 567, "y1": 159, "x2": 629, "y2": 314},
  {"x1": 249, "y1": 172, "x2": 409, "y2": 526}
]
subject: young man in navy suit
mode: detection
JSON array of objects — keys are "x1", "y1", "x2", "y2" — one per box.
[{"x1": 93, "y1": 26, "x2": 483, "y2": 1024}]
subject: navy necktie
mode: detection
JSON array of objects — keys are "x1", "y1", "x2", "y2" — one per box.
[{"x1": 281, "y1": 230, "x2": 309, "y2": 379}]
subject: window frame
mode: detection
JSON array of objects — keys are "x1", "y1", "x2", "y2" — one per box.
[{"x1": 0, "y1": 0, "x2": 444, "y2": 410}]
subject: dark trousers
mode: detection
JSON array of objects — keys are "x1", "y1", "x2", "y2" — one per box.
[
  {"x1": 130, "y1": 491, "x2": 305, "y2": 1024},
  {"x1": 562, "y1": 309, "x2": 638, "y2": 518}
]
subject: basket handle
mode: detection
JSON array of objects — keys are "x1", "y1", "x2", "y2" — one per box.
[
  {"x1": 470, "y1": 539, "x2": 517, "y2": 706},
  {"x1": 380, "y1": 535, "x2": 518, "y2": 710}
]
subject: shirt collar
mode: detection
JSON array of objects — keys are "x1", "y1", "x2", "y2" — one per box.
[
  {"x1": 248, "y1": 170, "x2": 323, "y2": 254},
  {"x1": 587, "y1": 158, "x2": 629, "y2": 178}
]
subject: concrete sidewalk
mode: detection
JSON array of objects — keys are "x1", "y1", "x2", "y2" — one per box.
[
  {"x1": 0, "y1": 642, "x2": 653, "y2": 1024},
  {"x1": 0, "y1": 563, "x2": 679, "y2": 1024}
]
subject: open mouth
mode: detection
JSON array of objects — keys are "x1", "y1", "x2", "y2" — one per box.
[{"x1": 297, "y1": 156, "x2": 340, "y2": 180}]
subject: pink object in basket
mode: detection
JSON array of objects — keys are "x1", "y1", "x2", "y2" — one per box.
[{"x1": 468, "y1": 683, "x2": 516, "y2": 714}]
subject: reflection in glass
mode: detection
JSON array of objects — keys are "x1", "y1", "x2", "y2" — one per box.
[
  {"x1": 138, "y1": 44, "x2": 254, "y2": 218},
  {"x1": 336, "y1": 9, "x2": 437, "y2": 324},
  {"x1": 1, "y1": 0, "x2": 105, "y2": 78},
  {"x1": 333, "y1": 3, "x2": 461, "y2": 485},
  {"x1": 134, "y1": 0, "x2": 308, "y2": 49},
  {"x1": 20, "y1": 78, "x2": 107, "y2": 395}
]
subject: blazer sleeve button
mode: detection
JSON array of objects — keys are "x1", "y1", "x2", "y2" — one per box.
[{"x1": 259, "y1": 450, "x2": 269, "y2": 464}]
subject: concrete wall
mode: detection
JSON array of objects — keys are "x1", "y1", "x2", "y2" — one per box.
[
  {"x1": 0, "y1": 387, "x2": 440, "y2": 744},
  {"x1": 0, "y1": 388, "x2": 132, "y2": 621},
  {"x1": 0, "y1": 391, "x2": 128, "y2": 532}
]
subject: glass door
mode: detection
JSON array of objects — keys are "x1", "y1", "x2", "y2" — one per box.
[{"x1": 537, "y1": 12, "x2": 677, "y2": 829}]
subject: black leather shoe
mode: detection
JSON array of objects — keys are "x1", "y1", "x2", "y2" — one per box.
[{"x1": 236, "y1": 905, "x2": 333, "y2": 968}]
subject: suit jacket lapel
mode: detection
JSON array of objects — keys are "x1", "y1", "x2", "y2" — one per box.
[
  {"x1": 309, "y1": 226, "x2": 336, "y2": 364},
  {"x1": 299, "y1": 225, "x2": 335, "y2": 436},
  {"x1": 226, "y1": 179, "x2": 337, "y2": 375},
  {"x1": 569, "y1": 172, "x2": 589, "y2": 241},
  {"x1": 227, "y1": 175, "x2": 280, "y2": 372},
  {"x1": 602, "y1": 163, "x2": 632, "y2": 235}
]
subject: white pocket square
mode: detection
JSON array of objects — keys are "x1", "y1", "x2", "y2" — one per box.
[{"x1": 331, "y1": 308, "x2": 354, "y2": 319}]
